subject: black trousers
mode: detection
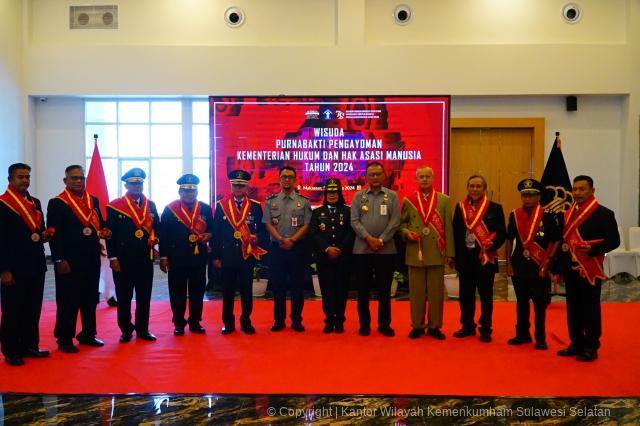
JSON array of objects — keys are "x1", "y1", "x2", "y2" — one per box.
[
  {"x1": 355, "y1": 254, "x2": 394, "y2": 329},
  {"x1": 458, "y1": 259, "x2": 496, "y2": 335},
  {"x1": 53, "y1": 264, "x2": 100, "y2": 344},
  {"x1": 0, "y1": 272, "x2": 45, "y2": 358},
  {"x1": 168, "y1": 265, "x2": 206, "y2": 328},
  {"x1": 221, "y1": 264, "x2": 253, "y2": 327},
  {"x1": 270, "y1": 243, "x2": 305, "y2": 324},
  {"x1": 565, "y1": 268, "x2": 602, "y2": 351},
  {"x1": 317, "y1": 260, "x2": 349, "y2": 326},
  {"x1": 512, "y1": 273, "x2": 550, "y2": 343},
  {"x1": 113, "y1": 261, "x2": 153, "y2": 334}
]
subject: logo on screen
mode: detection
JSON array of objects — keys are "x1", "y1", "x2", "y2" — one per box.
[
  {"x1": 336, "y1": 110, "x2": 345, "y2": 119},
  {"x1": 305, "y1": 109, "x2": 320, "y2": 119},
  {"x1": 322, "y1": 109, "x2": 333, "y2": 120}
]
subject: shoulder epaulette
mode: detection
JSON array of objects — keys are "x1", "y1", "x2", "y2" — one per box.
[{"x1": 266, "y1": 194, "x2": 277, "y2": 200}]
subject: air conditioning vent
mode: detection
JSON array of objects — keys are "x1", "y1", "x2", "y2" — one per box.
[{"x1": 69, "y1": 5, "x2": 118, "y2": 29}]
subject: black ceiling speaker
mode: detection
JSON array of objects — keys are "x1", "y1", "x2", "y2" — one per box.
[{"x1": 566, "y1": 96, "x2": 577, "y2": 112}]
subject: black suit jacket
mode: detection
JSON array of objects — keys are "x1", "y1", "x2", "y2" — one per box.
[
  {"x1": 158, "y1": 201, "x2": 214, "y2": 268},
  {"x1": 211, "y1": 199, "x2": 267, "y2": 269},
  {"x1": 507, "y1": 210, "x2": 562, "y2": 276},
  {"x1": 453, "y1": 200, "x2": 506, "y2": 273},
  {"x1": 558, "y1": 204, "x2": 620, "y2": 271},
  {"x1": 0, "y1": 196, "x2": 47, "y2": 276},
  {"x1": 105, "y1": 199, "x2": 160, "y2": 265},
  {"x1": 47, "y1": 195, "x2": 104, "y2": 270},
  {"x1": 309, "y1": 204, "x2": 354, "y2": 264}
]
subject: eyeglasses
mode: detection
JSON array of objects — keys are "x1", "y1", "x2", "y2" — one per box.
[
  {"x1": 67, "y1": 176, "x2": 86, "y2": 181},
  {"x1": 280, "y1": 175, "x2": 296, "y2": 180}
]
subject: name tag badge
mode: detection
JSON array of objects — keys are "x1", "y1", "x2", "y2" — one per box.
[
  {"x1": 291, "y1": 216, "x2": 298, "y2": 227},
  {"x1": 380, "y1": 204, "x2": 388, "y2": 216}
]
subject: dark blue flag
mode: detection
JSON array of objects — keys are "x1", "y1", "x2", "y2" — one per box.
[{"x1": 541, "y1": 132, "x2": 573, "y2": 213}]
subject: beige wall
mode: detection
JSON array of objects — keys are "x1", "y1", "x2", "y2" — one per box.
[
  {"x1": 3, "y1": 0, "x2": 639, "y2": 227},
  {"x1": 0, "y1": 0, "x2": 24, "y2": 168}
]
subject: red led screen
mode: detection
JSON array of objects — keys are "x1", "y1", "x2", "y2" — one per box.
[{"x1": 210, "y1": 96, "x2": 450, "y2": 205}]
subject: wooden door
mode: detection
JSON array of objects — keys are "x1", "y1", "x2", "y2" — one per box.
[{"x1": 450, "y1": 122, "x2": 544, "y2": 259}]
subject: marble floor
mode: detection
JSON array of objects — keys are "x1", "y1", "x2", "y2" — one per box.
[{"x1": 1, "y1": 394, "x2": 639, "y2": 425}]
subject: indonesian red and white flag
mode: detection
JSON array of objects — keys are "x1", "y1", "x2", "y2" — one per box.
[{"x1": 86, "y1": 137, "x2": 116, "y2": 302}]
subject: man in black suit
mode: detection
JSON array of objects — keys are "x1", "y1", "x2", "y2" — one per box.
[
  {"x1": 453, "y1": 174, "x2": 506, "y2": 342},
  {"x1": 557, "y1": 175, "x2": 619, "y2": 361},
  {"x1": 212, "y1": 170, "x2": 267, "y2": 334},
  {"x1": 505, "y1": 178, "x2": 561, "y2": 350},
  {"x1": 106, "y1": 168, "x2": 160, "y2": 343},
  {"x1": 0, "y1": 163, "x2": 50, "y2": 366},
  {"x1": 159, "y1": 174, "x2": 214, "y2": 336},
  {"x1": 308, "y1": 178, "x2": 354, "y2": 333},
  {"x1": 47, "y1": 165, "x2": 110, "y2": 353}
]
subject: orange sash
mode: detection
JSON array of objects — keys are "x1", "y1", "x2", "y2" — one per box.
[
  {"x1": 218, "y1": 196, "x2": 267, "y2": 261},
  {"x1": 563, "y1": 196, "x2": 606, "y2": 285},
  {"x1": 108, "y1": 194, "x2": 154, "y2": 235},
  {"x1": 56, "y1": 189, "x2": 101, "y2": 233},
  {"x1": 460, "y1": 195, "x2": 497, "y2": 265},
  {"x1": 514, "y1": 205, "x2": 552, "y2": 275},
  {"x1": 108, "y1": 194, "x2": 156, "y2": 259},
  {"x1": 0, "y1": 185, "x2": 43, "y2": 233},
  {"x1": 167, "y1": 200, "x2": 208, "y2": 254},
  {"x1": 406, "y1": 189, "x2": 446, "y2": 255}
]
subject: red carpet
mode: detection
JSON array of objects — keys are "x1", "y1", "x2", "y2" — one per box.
[{"x1": 1, "y1": 300, "x2": 638, "y2": 396}]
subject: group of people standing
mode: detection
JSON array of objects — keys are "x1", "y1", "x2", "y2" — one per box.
[{"x1": 0, "y1": 160, "x2": 619, "y2": 368}]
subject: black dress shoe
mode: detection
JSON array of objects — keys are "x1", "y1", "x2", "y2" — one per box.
[
  {"x1": 358, "y1": 326, "x2": 371, "y2": 336},
  {"x1": 137, "y1": 331, "x2": 157, "y2": 341},
  {"x1": 189, "y1": 324, "x2": 206, "y2": 334},
  {"x1": 334, "y1": 323, "x2": 344, "y2": 333},
  {"x1": 479, "y1": 334, "x2": 492, "y2": 343},
  {"x1": 78, "y1": 337, "x2": 104, "y2": 347},
  {"x1": 557, "y1": 345, "x2": 579, "y2": 357},
  {"x1": 323, "y1": 324, "x2": 334, "y2": 334},
  {"x1": 427, "y1": 328, "x2": 446, "y2": 340},
  {"x1": 408, "y1": 328, "x2": 425, "y2": 339},
  {"x1": 174, "y1": 327, "x2": 185, "y2": 336},
  {"x1": 270, "y1": 322, "x2": 285, "y2": 332},
  {"x1": 535, "y1": 342, "x2": 548, "y2": 350},
  {"x1": 106, "y1": 296, "x2": 118, "y2": 307},
  {"x1": 241, "y1": 324, "x2": 256, "y2": 334},
  {"x1": 577, "y1": 349, "x2": 598, "y2": 362},
  {"x1": 508, "y1": 336, "x2": 532, "y2": 345},
  {"x1": 291, "y1": 322, "x2": 305, "y2": 332},
  {"x1": 453, "y1": 328, "x2": 476, "y2": 338},
  {"x1": 58, "y1": 343, "x2": 79, "y2": 353},
  {"x1": 23, "y1": 348, "x2": 50, "y2": 358},
  {"x1": 119, "y1": 333, "x2": 133, "y2": 343},
  {"x1": 5, "y1": 356, "x2": 24, "y2": 366},
  {"x1": 221, "y1": 326, "x2": 235, "y2": 335},
  {"x1": 378, "y1": 326, "x2": 395, "y2": 337}
]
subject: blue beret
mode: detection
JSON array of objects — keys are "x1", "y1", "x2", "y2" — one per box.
[
  {"x1": 177, "y1": 174, "x2": 200, "y2": 189},
  {"x1": 121, "y1": 168, "x2": 146, "y2": 183}
]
